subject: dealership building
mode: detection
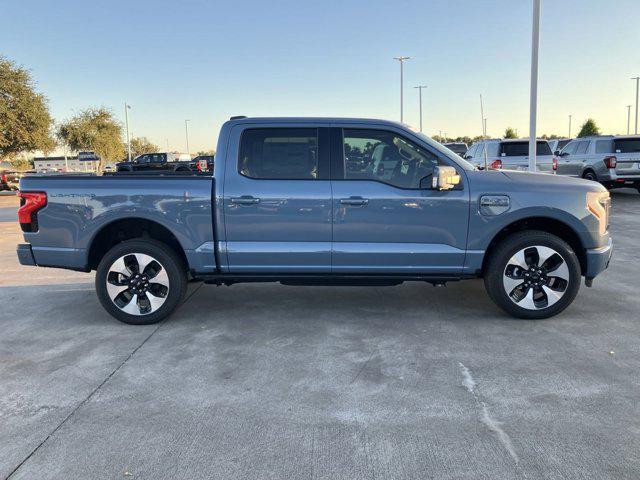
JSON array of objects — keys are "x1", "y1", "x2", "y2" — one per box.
[{"x1": 33, "y1": 152, "x2": 100, "y2": 173}]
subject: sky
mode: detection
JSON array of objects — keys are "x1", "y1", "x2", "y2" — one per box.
[{"x1": 2, "y1": 0, "x2": 640, "y2": 153}]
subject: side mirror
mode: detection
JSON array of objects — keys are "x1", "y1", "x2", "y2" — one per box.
[
  {"x1": 554, "y1": 150, "x2": 560, "y2": 156},
  {"x1": 425, "y1": 166, "x2": 461, "y2": 190}
]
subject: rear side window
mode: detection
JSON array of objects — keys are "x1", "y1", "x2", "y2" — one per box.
[
  {"x1": 614, "y1": 138, "x2": 640, "y2": 153},
  {"x1": 486, "y1": 143, "x2": 500, "y2": 157},
  {"x1": 596, "y1": 140, "x2": 613, "y2": 154},
  {"x1": 500, "y1": 141, "x2": 551, "y2": 156},
  {"x1": 239, "y1": 128, "x2": 318, "y2": 179},
  {"x1": 575, "y1": 141, "x2": 589, "y2": 154}
]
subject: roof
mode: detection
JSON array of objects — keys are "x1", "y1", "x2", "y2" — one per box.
[{"x1": 225, "y1": 116, "x2": 407, "y2": 128}]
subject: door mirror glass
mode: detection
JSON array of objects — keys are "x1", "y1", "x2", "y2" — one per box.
[
  {"x1": 427, "y1": 165, "x2": 460, "y2": 190},
  {"x1": 554, "y1": 150, "x2": 560, "y2": 156}
]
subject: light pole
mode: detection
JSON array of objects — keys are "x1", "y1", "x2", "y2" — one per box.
[
  {"x1": 184, "y1": 119, "x2": 191, "y2": 155},
  {"x1": 568, "y1": 114, "x2": 572, "y2": 138},
  {"x1": 480, "y1": 94, "x2": 488, "y2": 170},
  {"x1": 393, "y1": 56, "x2": 410, "y2": 123},
  {"x1": 414, "y1": 85, "x2": 427, "y2": 132},
  {"x1": 528, "y1": 0, "x2": 541, "y2": 172},
  {"x1": 627, "y1": 105, "x2": 632, "y2": 135},
  {"x1": 632, "y1": 77, "x2": 640, "y2": 134},
  {"x1": 124, "y1": 103, "x2": 132, "y2": 161}
]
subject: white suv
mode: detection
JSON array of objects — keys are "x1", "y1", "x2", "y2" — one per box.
[{"x1": 464, "y1": 139, "x2": 556, "y2": 173}]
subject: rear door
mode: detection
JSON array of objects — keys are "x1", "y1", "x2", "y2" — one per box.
[
  {"x1": 223, "y1": 125, "x2": 332, "y2": 273},
  {"x1": 330, "y1": 126, "x2": 469, "y2": 274}
]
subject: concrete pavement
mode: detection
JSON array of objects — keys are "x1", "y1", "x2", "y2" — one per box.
[{"x1": 1, "y1": 191, "x2": 639, "y2": 479}]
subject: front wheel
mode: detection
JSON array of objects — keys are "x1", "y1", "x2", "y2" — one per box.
[
  {"x1": 95, "y1": 239, "x2": 187, "y2": 324},
  {"x1": 484, "y1": 231, "x2": 581, "y2": 319}
]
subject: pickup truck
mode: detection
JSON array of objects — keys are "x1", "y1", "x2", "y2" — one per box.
[
  {"x1": 115, "y1": 152, "x2": 212, "y2": 173},
  {"x1": 17, "y1": 117, "x2": 613, "y2": 325}
]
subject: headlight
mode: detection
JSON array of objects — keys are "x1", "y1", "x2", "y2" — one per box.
[{"x1": 586, "y1": 191, "x2": 610, "y2": 235}]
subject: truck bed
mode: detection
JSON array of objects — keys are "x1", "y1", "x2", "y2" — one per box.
[{"x1": 19, "y1": 174, "x2": 215, "y2": 273}]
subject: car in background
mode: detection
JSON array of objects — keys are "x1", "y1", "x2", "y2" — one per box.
[
  {"x1": 116, "y1": 153, "x2": 202, "y2": 173},
  {"x1": 191, "y1": 155, "x2": 214, "y2": 172},
  {"x1": 464, "y1": 139, "x2": 556, "y2": 173},
  {"x1": 548, "y1": 139, "x2": 572, "y2": 153},
  {"x1": 1, "y1": 170, "x2": 21, "y2": 190},
  {"x1": 443, "y1": 142, "x2": 468, "y2": 157},
  {"x1": 556, "y1": 135, "x2": 640, "y2": 192}
]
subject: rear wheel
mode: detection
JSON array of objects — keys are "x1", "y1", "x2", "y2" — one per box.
[
  {"x1": 582, "y1": 170, "x2": 598, "y2": 182},
  {"x1": 95, "y1": 239, "x2": 187, "y2": 325},
  {"x1": 484, "y1": 231, "x2": 581, "y2": 319}
]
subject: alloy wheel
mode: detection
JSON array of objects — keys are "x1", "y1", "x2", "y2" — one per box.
[
  {"x1": 502, "y1": 245, "x2": 570, "y2": 310},
  {"x1": 105, "y1": 253, "x2": 170, "y2": 315}
]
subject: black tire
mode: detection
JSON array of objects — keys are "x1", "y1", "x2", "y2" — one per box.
[
  {"x1": 95, "y1": 239, "x2": 187, "y2": 325},
  {"x1": 582, "y1": 170, "x2": 598, "y2": 182},
  {"x1": 484, "y1": 230, "x2": 581, "y2": 319}
]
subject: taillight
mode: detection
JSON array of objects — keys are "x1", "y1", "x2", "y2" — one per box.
[
  {"x1": 18, "y1": 192, "x2": 47, "y2": 232},
  {"x1": 1, "y1": 173, "x2": 7, "y2": 183},
  {"x1": 553, "y1": 156, "x2": 558, "y2": 172},
  {"x1": 603, "y1": 156, "x2": 617, "y2": 169},
  {"x1": 197, "y1": 159, "x2": 207, "y2": 172},
  {"x1": 490, "y1": 159, "x2": 502, "y2": 169}
]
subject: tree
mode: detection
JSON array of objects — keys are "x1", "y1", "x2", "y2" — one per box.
[
  {"x1": 126, "y1": 136, "x2": 159, "y2": 159},
  {"x1": 577, "y1": 118, "x2": 600, "y2": 138},
  {"x1": 504, "y1": 127, "x2": 517, "y2": 139},
  {"x1": 196, "y1": 149, "x2": 215, "y2": 156},
  {"x1": 57, "y1": 107, "x2": 124, "y2": 169},
  {"x1": 0, "y1": 56, "x2": 55, "y2": 160},
  {"x1": 8, "y1": 156, "x2": 32, "y2": 171}
]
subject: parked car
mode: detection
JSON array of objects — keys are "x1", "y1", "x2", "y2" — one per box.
[
  {"x1": 443, "y1": 142, "x2": 468, "y2": 157},
  {"x1": 464, "y1": 139, "x2": 556, "y2": 173},
  {"x1": 556, "y1": 135, "x2": 640, "y2": 192},
  {"x1": 191, "y1": 155, "x2": 214, "y2": 172},
  {"x1": 116, "y1": 153, "x2": 204, "y2": 173},
  {"x1": 548, "y1": 138, "x2": 572, "y2": 153},
  {"x1": 17, "y1": 117, "x2": 612, "y2": 324},
  {"x1": 1, "y1": 170, "x2": 21, "y2": 190}
]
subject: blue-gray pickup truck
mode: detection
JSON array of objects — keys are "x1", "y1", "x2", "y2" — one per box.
[{"x1": 17, "y1": 117, "x2": 613, "y2": 324}]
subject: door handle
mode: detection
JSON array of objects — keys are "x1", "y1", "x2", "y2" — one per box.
[
  {"x1": 230, "y1": 196, "x2": 260, "y2": 205},
  {"x1": 340, "y1": 197, "x2": 369, "y2": 206}
]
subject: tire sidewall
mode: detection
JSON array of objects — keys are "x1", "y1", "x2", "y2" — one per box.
[
  {"x1": 95, "y1": 239, "x2": 187, "y2": 325},
  {"x1": 485, "y1": 231, "x2": 581, "y2": 319}
]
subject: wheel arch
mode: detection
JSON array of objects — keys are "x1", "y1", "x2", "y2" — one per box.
[
  {"x1": 87, "y1": 217, "x2": 189, "y2": 271},
  {"x1": 481, "y1": 216, "x2": 586, "y2": 275}
]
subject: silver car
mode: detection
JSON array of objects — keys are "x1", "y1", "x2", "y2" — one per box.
[
  {"x1": 556, "y1": 135, "x2": 640, "y2": 192},
  {"x1": 464, "y1": 139, "x2": 556, "y2": 173}
]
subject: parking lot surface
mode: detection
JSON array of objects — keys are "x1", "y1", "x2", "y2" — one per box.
[{"x1": 1, "y1": 191, "x2": 639, "y2": 479}]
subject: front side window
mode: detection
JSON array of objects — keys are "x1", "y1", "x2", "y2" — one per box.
[
  {"x1": 561, "y1": 141, "x2": 577, "y2": 155},
  {"x1": 239, "y1": 128, "x2": 318, "y2": 180},
  {"x1": 343, "y1": 129, "x2": 443, "y2": 189}
]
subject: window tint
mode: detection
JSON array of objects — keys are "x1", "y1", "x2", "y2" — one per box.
[
  {"x1": 614, "y1": 138, "x2": 640, "y2": 153},
  {"x1": 561, "y1": 141, "x2": 577, "y2": 155},
  {"x1": 501, "y1": 141, "x2": 552, "y2": 156},
  {"x1": 557, "y1": 139, "x2": 571, "y2": 150},
  {"x1": 596, "y1": 140, "x2": 613, "y2": 154},
  {"x1": 343, "y1": 129, "x2": 444, "y2": 189},
  {"x1": 466, "y1": 144, "x2": 477, "y2": 158},
  {"x1": 476, "y1": 143, "x2": 485, "y2": 158},
  {"x1": 239, "y1": 128, "x2": 318, "y2": 179},
  {"x1": 486, "y1": 143, "x2": 500, "y2": 157},
  {"x1": 575, "y1": 141, "x2": 589, "y2": 154}
]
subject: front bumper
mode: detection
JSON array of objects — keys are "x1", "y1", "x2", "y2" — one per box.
[
  {"x1": 17, "y1": 243, "x2": 37, "y2": 266},
  {"x1": 585, "y1": 238, "x2": 613, "y2": 279}
]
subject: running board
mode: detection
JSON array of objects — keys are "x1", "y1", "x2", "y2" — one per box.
[{"x1": 197, "y1": 273, "x2": 461, "y2": 287}]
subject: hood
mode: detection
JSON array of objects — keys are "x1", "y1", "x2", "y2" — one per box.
[{"x1": 500, "y1": 170, "x2": 605, "y2": 191}]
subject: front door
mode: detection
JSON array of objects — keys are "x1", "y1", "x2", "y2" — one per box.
[
  {"x1": 223, "y1": 125, "x2": 332, "y2": 273},
  {"x1": 331, "y1": 127, "x2": 469, "y2": 274}
]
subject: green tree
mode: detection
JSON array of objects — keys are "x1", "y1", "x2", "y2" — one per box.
[
  {"x1": 577, "y1": 118, "x2": 600, "y2": 138},
  {"x1": 504, "y1": 127, "x2": 517, "y2": 139},
  {"x1": 0, "y1": 56, "x2": 55, "y2": 160},
  {"x1": 8, "y1": 156, "x2": 32, "y2": 171},
  {"x1": 57, "y1": 107, "x2": 124, "y2": 169},
  {"x1": 126, "y1": 136, "x2": 159, "y2": 159},
  {"x1": 196, "y1": 149, "x2": 215, "y2": 156}
]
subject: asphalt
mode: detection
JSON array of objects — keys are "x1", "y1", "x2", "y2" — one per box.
[{"x1": 1, "y1": 191, "x2": 639, "y2": 479}]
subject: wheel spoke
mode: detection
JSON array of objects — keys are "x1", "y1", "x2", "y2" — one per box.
[
  {"x1": 533, "y1": 246, "x2": 557, "y2": 269},
  {"x1": 149, "y1": 267, "x2": 170, "y2": 288},
  {"x1": 507, "y1": 249, "x2": 528, "y2": 270},
  {"x1": 106, "y1": 283, "x2": 129, "y2": 301},
  {"x1": 503, "y1": 275, "x2": 524, "y2": 296},
  {"x1": 109, "y1": 256, "x2": 131, "y2": 277},
  {"x1": 515, "y1": 286, "x2": 538, "y2": 310},
  {"x1": 144, "y1": 291, "x2": 167, "y2": 312},
  {"x1": 542, "y1": 285, "x2": 563, "y2": 307},
  {"x1": 120, "y1": 294, "x2": 141, "y2": 315},
  {"x1": 133, "y1": 253, "x2": 155, "y2": 274},
  {"x1": 547, "y1": 260, "x2": 569, "y2": 282}
]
